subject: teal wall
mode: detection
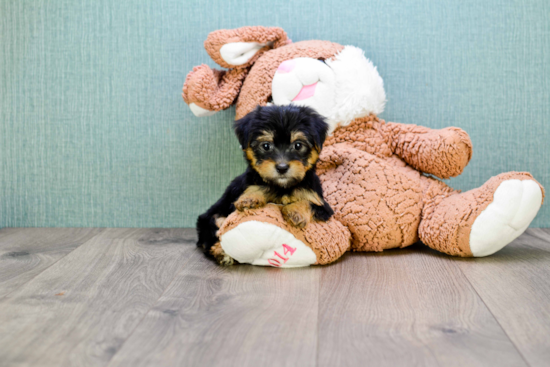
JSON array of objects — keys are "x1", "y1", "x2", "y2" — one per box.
[{"x1": 1, "y1": 0, "x2": 549, "y2": 227}]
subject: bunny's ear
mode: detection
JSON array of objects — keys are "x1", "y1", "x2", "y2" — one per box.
[
  {"x1": 205, "y1": 26, "x2": 290, "y2": 69},
  {"x1": 182, "y1": 65, "x2": 248, "y2": 117},
  {"x1": 182, "y1": 27, "x2": 290, "y2": 117}
]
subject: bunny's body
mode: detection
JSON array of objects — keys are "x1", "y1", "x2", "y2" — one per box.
[{"x1": 183, "y1": 26, "x2": 544, "y2": 266}]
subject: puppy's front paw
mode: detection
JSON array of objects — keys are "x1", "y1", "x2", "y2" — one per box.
[
  {"x1": 214, "y1": 216, "x2": 227, "y2": 228},
  {"x1": 214, "y1": 215, "x2": 227, "y2": 237},
  {"x1": 235, "y1": 192, "x2": 266, "y2": 211},
  {"x1": 282, "y1": 202, "x2": 312, "y2": 229},
  {"x1": 210, "y1": 242, "x2": 237, "y2": 266}
]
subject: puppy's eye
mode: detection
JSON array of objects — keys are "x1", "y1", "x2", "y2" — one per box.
[
  {"x1": 294, "y1": 142, "x2": 303, "y2": 151},
  {"x1": 261, "y1": 143, "x2": 271, "y2": 151}
]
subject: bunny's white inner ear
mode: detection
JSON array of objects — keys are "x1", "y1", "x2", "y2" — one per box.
[{"x1": 220, "y1": 42, "x2": 272, "y2": 66}]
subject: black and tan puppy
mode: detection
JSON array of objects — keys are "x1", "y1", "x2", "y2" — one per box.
[{"x1": 196, "y1": 105, "x2": 333, "y2": 265}]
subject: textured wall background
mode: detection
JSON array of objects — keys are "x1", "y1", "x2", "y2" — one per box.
[{"x1": 1, "y1": 0, "x2": 549, "y2": 227}]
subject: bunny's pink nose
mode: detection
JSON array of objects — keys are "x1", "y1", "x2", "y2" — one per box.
[{"x1": 277, "y1": 59, "x2": 296, "y2": 74}]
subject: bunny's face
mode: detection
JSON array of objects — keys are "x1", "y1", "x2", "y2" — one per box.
[
  {"x1": 183, "y1": 27, "x2": 387, "y2": 133},
  {"x1": 272, "y1": 46, "x2": 388, "y2": 134},
  {"x1": 272, "y1": 58, "x2": 336, "y2": 123}
]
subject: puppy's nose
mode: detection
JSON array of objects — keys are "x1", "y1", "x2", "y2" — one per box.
[{"x1": 275, "y1": 163, "x2": 289, "y2": 174}]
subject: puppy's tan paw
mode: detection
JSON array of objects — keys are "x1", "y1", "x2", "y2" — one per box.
[
  {"x1": 235, "y1": 193, "x2": 266, "y2": 211},
  {"x1": 214, "y1": 216, "x2": 227, "y2": 236},
  {"x1": 214, "y1": 216, "x2": 227, "y2": 228},
  {"x1": 281, "y1": 202, "x2": 312, "y2": 229},
  {"x1": 210, "y1": 242, "x2": 236, "y2": 266}
]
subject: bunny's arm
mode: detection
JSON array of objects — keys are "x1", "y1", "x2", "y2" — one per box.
[{"x1": 381, "y1": 122, "x2": 473, "y2": 179}]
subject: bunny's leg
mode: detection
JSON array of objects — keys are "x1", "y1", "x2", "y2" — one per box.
[
  {"x1": 419, "y1": 173, "x2": 544, "y2": 257},
  {"x1": 218, "y1": 204, "x2": 350, "y2": 267}
]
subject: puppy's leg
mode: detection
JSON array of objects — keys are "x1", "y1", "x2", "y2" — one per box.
[
  {"x1": 281, "y1": 188, "x2": 333, "y2": 227},
  {"x1": 305, "y1": 175, "x2": 334, "y2": 222},
  {"x1": 196, "y1": 173, "x2": 247, "y2": 255},
  {"x1": 281, "y1": 200, "x2": 313, "y2": 228},
  {"x1": 234, "y1": 185, "x2": 268, "y2": 211},
  {"x1": 311, "y1": 200, "x2": 334, "y2": 222},
  {"x1": 210, "y1": 242, "x2": 237, "y2": 266},
  {"x1": 196, "y1": 212, "x2": 220, "y2": 253}
]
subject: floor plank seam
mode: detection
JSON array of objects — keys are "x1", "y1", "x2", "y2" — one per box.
[
  {"x1": 0, "y1": 229, "x2": 106, "y2": 303},
  {"x1": 103, "y1": 250, "x2": 193, "y2": 367},
  {"x1": 454, "y1": 261, "x2": 533, "y2": 367},
  {"x1": 315, "y1": 269, "x2": 321, "y2": 367}
]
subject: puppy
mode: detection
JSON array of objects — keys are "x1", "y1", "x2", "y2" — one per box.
[{"x1": 196, "y1": 105, "x2": 334, "y2": 265}]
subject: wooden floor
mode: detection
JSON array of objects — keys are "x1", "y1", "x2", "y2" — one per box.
[{"x1": 0, "y1": 228, "x2": 549, "y2": 367}]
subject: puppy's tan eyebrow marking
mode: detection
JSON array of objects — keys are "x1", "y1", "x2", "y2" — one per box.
[
  {"x1": 256, "y1": 131, "x2": 274, "y2": 142},
  {"x1": 290, "y1": 131, "x2": 307, "y2": 143}
]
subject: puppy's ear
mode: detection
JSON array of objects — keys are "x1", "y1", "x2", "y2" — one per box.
[
  {"x1": 234, "y1": 111, "x2": 255, "y2": 148},
  {"x1": 310, "y1": 114, "x2": 329, "y2": 151}
]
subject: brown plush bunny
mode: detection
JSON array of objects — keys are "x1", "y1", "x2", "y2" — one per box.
[{"x1": 183, "y1": 26, "x2": 544, "y2": 267}]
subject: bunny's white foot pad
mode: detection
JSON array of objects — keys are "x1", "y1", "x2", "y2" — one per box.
[
  {"x1": 220, "y1": 221, "x2": 317, "y2": 267},
  {"x1": 469, "y1": 179, "x2": 542, "y2": 257}
]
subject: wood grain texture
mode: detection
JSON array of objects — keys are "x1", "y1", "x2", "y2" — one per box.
[
  {"x1": 0, "y1": 228, "x2": 195, "y2": 367},
  {"x1": 1, "y1": 228, "x2": 550, "y2": 367},
  {"x1": 0, "y1": 228, "x2": 102, "y2": 300},
  {"x1": 455, "y1": 228, "x2": 550, "y2": 367},
  {"x1": 108, "y1": 250, "x2": 320, "y2": 367},
  {"x1": 317, "y1": 245, "x2": 529, "y2": 367}
]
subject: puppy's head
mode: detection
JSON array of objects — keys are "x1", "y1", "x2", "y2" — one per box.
[{"x1": 234, "y1": 105, "x2": 328, "y2": 188}]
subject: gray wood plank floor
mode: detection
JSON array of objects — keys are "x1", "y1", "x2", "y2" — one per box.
[
  {"x1": 0, "y1": 228, "x2": 549, "y2": 367},
  {"x1": 0, "y1": 228, "x2": 103, "y2": 301}
]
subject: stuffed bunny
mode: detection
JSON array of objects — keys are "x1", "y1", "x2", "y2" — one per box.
[{"x1": 183, "y1": 26, "x2": 544, "y2": 267}]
